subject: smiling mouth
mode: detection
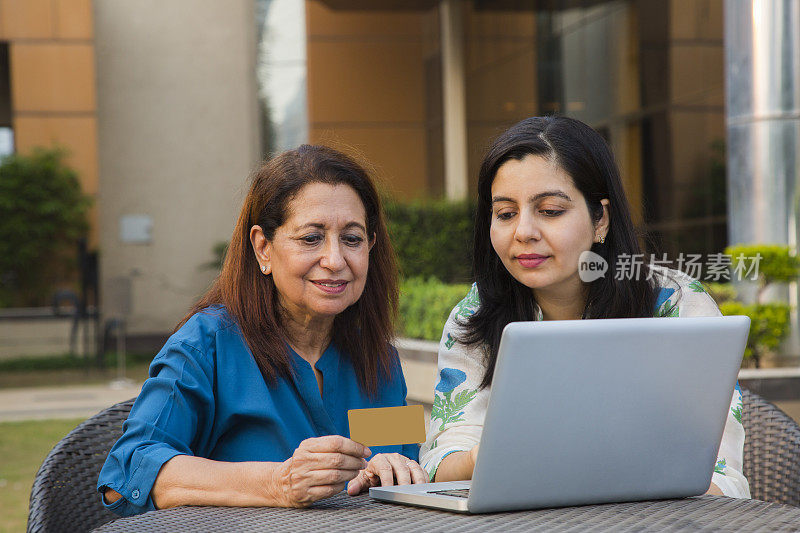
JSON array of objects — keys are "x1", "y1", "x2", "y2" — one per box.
[
  {"x1": 311, "y1": 280, "x2": 348, "y2": 294},
  {"x1": 516, "y1": 254, "x2": 549, "y2": 268}
]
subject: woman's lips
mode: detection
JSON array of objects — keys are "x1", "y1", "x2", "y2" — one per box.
[
  {"x1": 516, "y1": 254, "x2": 549, "y2": 268},
  {"x1": 311, "y1": 280, "x2": 348, "y2": 294}
]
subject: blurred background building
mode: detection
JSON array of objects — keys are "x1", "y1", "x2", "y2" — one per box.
[{"x1": 1, "y1": 0, "x2": 797, "y2": 355}]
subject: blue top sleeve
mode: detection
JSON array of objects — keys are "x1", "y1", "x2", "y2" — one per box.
[{"x1": 97, "y1": 339, "x2": 216, "y2": 516}]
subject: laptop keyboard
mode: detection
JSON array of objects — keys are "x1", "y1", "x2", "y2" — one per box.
[{"x1": 428, "y1": 488, "x2": 470, "y2": 499}]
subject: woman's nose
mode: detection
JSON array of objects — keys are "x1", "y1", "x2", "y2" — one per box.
[
  {"x1": 514, "y1": 210, "x2": 541, "y2": 242},
  {"x1": 320, "y1": 241, "x2": 346, "y2": 271}
]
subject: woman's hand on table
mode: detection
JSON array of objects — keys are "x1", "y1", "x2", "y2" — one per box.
[
  {"x1": 346, "y1": 453, "x2": 428, "y2": 495},
  {"x1": 274, "y1": 435, "x2": 372, "y2": 507}
]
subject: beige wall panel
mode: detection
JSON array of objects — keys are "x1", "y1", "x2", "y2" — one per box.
[
  {"x1": 669, "y1": 0, "x2": 698, "y2": 40},
  {"x1": 613, "y1": 6, "x2": 640, "y2": 116},
  {"x1": 467, "y1": 123, "x2": 514, "y2": 194},
  {"x1": 670, "y1": 0, "x2": 722, "y2": 40},
  {"x1": 307, "y1": 40, "x2": 425, "y2": 123},
  {"x1": 54, "y1": 0, "x2": 93, "y2": 39},
  {"x1": 14, "y1": 115, "x2": 98, "y2": 193},
  {"x1": 612, "y1": 122, "x2": 643, "y2": 225},
  {"x1": 466, "y1": 47, "x2": 536, "y2": 123},
  {"x1": 306, "y1": 1, "x2": 425, "y2": 38},
  {"x1": 465, "y1": 8, "x2": 535, "y2": 38},
  {"x1": 669, "y1": 109, "x2": 725, "y2": 232},
  {"x1": 95, "y1": 0, "x2": 260, "y2": 334},
  {"x1": 310, "y1": 126, "x2": 428, "y2": 199},
  {"x1": 704, "y1": 0, "x2": 724, "y2": 38},
  {"x1": 670, "y1": 44, "x2": 724, "y2": 107},
  {"x1": 669, "y1": 110, "x2": 724, "y2": 194},
  {"x1": 0, "y1": 0, "x2": 53, "y2": 39},
  {"x1": 466, "y1": 37, "x2": 533, "y2": 75},
  {"x1": 10, "y1": 43, "x2": 96, "y2": 111}
]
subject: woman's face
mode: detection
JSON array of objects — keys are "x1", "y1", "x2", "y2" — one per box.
[
  {"x1": 254, "y1": 182, "x2": 372, "y2": 324},
  {"x1": 489, "y1": 154, "x2": 608, "y2": 297}
]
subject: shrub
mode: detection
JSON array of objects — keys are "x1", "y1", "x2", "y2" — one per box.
[
  {"x1": 398, "y1": 277, "x2": 471, "y2": 341},
  {"x1": 725, "y1": 244, "x2": 800, "y2": 302},
  {"x1": 384, "y1": 199, "x2": 475, "y2": 283},
  {"x1": 0, "y1": 148, "x2": 91, "y2": 307},
  {"x1": 706, "y1": 282, "x2": 737, "y2": 305},
  {"x1": 202, "y1": 241, "x2": 229, "y2": 271},
  {"x1": 715, "y1": 244, "x2": 799, "y2": 367},
  {"x1": 719, "y1": 301, "x2": 791, "y2": 367}
]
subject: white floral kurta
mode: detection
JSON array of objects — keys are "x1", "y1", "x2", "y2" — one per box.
[{"x1": 420, "y1": 268, "x2": 750, "y2": 499}]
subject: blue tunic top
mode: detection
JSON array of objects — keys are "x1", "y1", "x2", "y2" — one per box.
[{"x1": 97, "y1": 307, "x2": 418, "y2": 516}]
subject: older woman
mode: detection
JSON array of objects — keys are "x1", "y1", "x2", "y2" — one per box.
[
  {"x1": 420, "y1": 116, "x2": 749, "y2": 499},
  {"x1": 98, "y1": 145, "x2": 426, "y2": 516}
]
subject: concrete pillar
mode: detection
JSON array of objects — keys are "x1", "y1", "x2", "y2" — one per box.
[
  {"x1": 725, "y1": 0, "x2": 800, "y2": 360},
  {"x1": 440, "y1": 0, "x2": 468, "y2": 201}
]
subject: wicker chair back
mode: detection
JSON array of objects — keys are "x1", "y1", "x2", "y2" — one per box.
[
  {"x1": 741, "y1": 388, "x2": 800, "y2": 506},
  {"x1": 26, "y1": 398, "x2": 135, "y2": 533}
]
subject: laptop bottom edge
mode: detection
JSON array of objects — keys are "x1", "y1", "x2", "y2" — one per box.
[{"x1": 369, "y1": 485, "x2": 471, "y2": 513}]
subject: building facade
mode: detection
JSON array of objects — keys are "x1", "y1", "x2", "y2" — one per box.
[{"x1": 4, "y1": 0, "x2": 797, "y2": 356}]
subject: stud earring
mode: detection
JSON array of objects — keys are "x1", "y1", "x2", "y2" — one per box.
[
  {"x1": 597, "y1": 235, "x2": 605, "y2": 244},
  {"x1": 260, "y1": 265, "x2": 267, "y2": 273}
]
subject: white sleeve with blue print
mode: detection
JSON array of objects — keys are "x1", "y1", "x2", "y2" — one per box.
[
  {"x1": 664, "y1": 271, "x2": 750, "y2": 499},
  {"x1": 419, "y1": 286, "x2": 488, "y2": 481}
]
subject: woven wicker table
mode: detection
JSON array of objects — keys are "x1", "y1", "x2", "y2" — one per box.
[{"x1": 93, "y1": 492, "x2": 800, "y2": 532}]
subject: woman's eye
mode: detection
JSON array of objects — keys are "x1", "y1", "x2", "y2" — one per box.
[
  {"x1": 495, "y1": 211, "x2": 516, "y2": 221},
  {"x1": 342, "y1": 234, "x2": 364, "y2": 246},
  {"x1": 540, "y1": 209, "x2": 565, "y2": 217},
  {"x1": 300, "y1": 234, "x2": 323, "y2": 245}
]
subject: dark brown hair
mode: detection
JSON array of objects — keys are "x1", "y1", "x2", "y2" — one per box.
[
  {"x1": 177, "y1": 145, "x2": 399, "y2": 397},
  {"x1": 463, "y1": 116, "x2": 657, "y2": 389}
]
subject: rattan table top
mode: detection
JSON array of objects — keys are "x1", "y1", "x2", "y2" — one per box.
[{"x1": 93, "y1": 492, "x2": 800, "y2": 532}]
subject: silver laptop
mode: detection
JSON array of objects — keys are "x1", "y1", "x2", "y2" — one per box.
[{"x1": 370, "y1": 316, "x2": 750, "y2": 513}]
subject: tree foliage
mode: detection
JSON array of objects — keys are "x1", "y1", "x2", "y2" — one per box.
[{"x1": 0, "y1": 148, "x2": 91, "y2": 307}]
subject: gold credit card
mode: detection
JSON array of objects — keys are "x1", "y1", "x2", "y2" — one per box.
[{"x1": 347, "y1": 405, "x2": 426, "y2": 447}]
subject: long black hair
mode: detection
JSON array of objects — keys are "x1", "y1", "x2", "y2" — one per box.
[{"x1": 460, "y1": 116, "x2": 657, "y2": 389}]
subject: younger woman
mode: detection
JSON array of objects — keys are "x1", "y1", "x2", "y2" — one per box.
[{"x1": 420, "y1": 116, "x2": 749, "y2": 498}]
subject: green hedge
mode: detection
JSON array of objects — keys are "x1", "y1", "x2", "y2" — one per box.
[
  {"x1": 398, "y1": 277, "x2": 471, "y2": 341},
  {"x1": 719, "y1": 301, "x2": 791, "y2": 366},
  {"x1": 385, "y1": 199, "x2": 475, "y2": 283}
]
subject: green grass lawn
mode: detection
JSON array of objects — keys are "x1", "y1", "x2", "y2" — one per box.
[{"x1": 0, "y1": 418, "x2": 85, "y2": 533}]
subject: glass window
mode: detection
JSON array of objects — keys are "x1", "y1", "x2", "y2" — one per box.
[
  {"x1": 255, "y1": 0, "x2": 309, "y2": 156},
  {"x1": 0, "y1": 42, "x2": 12, "y2": 157}
]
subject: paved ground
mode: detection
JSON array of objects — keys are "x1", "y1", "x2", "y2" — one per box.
[
  {"x1": 0, "y1": 381, "x2": 143, "y2": 422},
  {"x1": 0, "y1": 358, "x2": 438, "y2": 423},
  {"x1": 0, "y1": 361, "x2": 797, "y2": 425}
]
